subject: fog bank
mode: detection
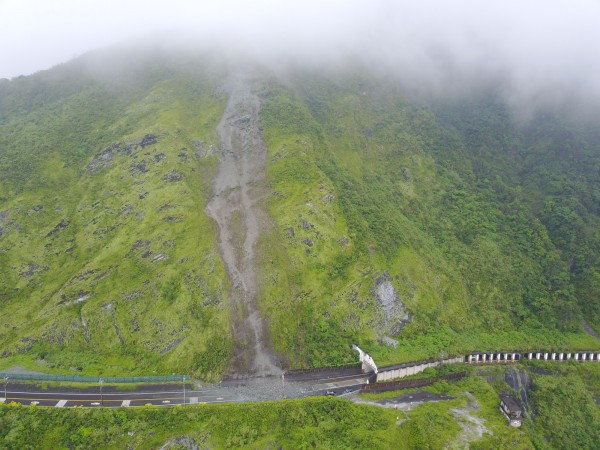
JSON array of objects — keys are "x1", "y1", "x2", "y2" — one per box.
[{"x1": 1, "y1": 0, "x2": 599, "y2": 113}]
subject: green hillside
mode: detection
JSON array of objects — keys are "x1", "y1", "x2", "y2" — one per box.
[
  {"x1": 0, "y1": 51, "x2": 232, "y2": 378},
  {"x1": 1, "y1": 364, "x2": 599, "y2": 449},
  {"x1": 257, "y1": 71, "x2": 600, "y2": 367},
  {"x1": 0, "y1": 50, "x2": 599, "y2": 376}
]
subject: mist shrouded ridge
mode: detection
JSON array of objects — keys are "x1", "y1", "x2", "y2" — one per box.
[
  {"x1": 0, "y1": 34, "x2": 599, "y2": 379},
  {"x1": 2, "y1": 0, "x2": 600, "y2": 115}
]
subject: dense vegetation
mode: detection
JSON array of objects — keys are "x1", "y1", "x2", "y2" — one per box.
[
  {"x1": 1, "y1": 362, "x2": 597, "y2": 449},
  {"x1": 527, "y1": 364, "x2": 600, "y2": 449},
  {"x1": 257, "y1": 70, "x2": 600, "y2": 367},
  {"x1": 0, "y1": 47, "x2": 599, "y2": 378},
  {"x1": 0, "y1": 379, "x2": 539, "y2": 449},
  {"x1": 0, "y1": 50, "x2": 233, "y2": 378}
]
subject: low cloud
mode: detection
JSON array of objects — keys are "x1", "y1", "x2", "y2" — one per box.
[{"x1": 1, "y1": 0, "x2": 599, "y2": 113}]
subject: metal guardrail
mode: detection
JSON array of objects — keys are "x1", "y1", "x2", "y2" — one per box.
[{"x1": 0, "y1": 372, "x2": 188, "y2": 383}]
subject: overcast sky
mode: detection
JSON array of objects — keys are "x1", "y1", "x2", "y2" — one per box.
[{"x1": 1, "y1": 0, "x2": 600, "y2": 110}]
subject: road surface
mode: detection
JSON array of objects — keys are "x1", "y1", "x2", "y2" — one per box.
[{"x1": 0, "y1": 370, "x2": 369, "y2": 408}]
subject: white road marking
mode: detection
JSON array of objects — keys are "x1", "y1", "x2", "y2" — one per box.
[
  {"x1": 162, "y1": 400, "x2": 170, "y2": 404},
  {"x1": 31, "y1": 401, "x2": 39, "y2": 405},
  {"x1": 91, "y1": 402, "x2": 101, "y2": 406},
  {"x1": 190, "y1": 397, "x2": 198, "y2": 404},
  {"x1": 121, "y1": 400, "x2": 130, "y2": 407},
  {"x1": 3, "y1": 390, "x2": 194, "y2": 397},
  {"x1": 55, "y1": 400, "x2": 67, "y2": 407}
]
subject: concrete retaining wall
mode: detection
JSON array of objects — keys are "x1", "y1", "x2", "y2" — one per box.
[{"x1": 376, "y1": 357, "x2": 463, "y2": 382}]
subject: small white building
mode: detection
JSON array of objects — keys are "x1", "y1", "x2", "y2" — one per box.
[{"x1": 499, "y1": 394, "x2": 523, "y2": 427}]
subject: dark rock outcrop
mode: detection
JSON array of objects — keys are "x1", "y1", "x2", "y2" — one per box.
[
  {"x1": 162, "y1": 169, "x2": 183, "y2": 182},
  {"x1": 139, "y1": 134, "x2": 157, "y2": 148},
  {"x1": 86, "y1": 143, "x2": 122, "y2": 174}
]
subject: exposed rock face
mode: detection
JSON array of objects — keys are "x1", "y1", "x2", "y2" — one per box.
[
  {"x1": 19, "y1": 263, "x2": 48, "y2": 277},
  {"x1": 505, "y1": 367, "x2": 532, "y2": 414},
  {"x1": 45, "y1": 220, "x2": 69, "y2": 238},
  {"x1": 375, "y1": 272, "x2": 410, "y2": 335},
  {"x1": 452, "y1": 392, "x2": 492, "y2": 444},
  {"x1": 159, "y1": 435, "x2": 200, "y2": 450},
  {"x1": 193, "y1": 140, "x2": 218, "y2": 158},
  {"x1": 86, "y1": 143, "x2": 122, "y2": 174},
  {"x1": 0, "y1": 210, "x2": 9, "y2": 237},
  {"x1": 381, "y1": 336, "x2": 399, "y2": 347},
  {"x1": 162, "y1": 169, "x2": 183, "y2": 182},
  {"x1": 205, "y1": 73, "x2": 280, "y2": 377},
  {"x1": 86, "y1": 134, "x2": 159, "y2": 175},
  {"x1": 139, "y1": 133, "x2": 157, "y2": 148},
  {"x1": 130, "y1": 160, "x2": 149, "y2": 176}
]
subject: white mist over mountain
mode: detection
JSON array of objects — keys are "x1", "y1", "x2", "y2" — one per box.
[{"x1": 1, "y1": 0, "x2": 600, "y2": 112}]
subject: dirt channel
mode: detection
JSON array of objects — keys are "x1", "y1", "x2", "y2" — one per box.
[{"x1": 205, "y1": 73, "x2": 281, "y2": 378}]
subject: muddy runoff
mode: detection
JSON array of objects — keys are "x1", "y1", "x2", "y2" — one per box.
[{"x1": 205, "y1": 73, "x2": 281, "y2": 378}]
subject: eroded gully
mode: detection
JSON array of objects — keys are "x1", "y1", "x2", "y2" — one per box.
[{"x1": 205, "y1": 73, "x2": 281, "y2": 378}]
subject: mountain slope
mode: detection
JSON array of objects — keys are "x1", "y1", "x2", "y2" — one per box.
[
  {"x1": 0, "y1": 50, "x2": 599, "y2": 376},
  {"x1": 257, "y1": 71, "x2": 600, "y2": 366},
  {"x1": 0, "y1": 51, "x2": 233, "y2": 378}
]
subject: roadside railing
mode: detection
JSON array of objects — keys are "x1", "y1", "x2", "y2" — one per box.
[{"x1": 0, "y1": 372, "x2": 188, "y2": 383}]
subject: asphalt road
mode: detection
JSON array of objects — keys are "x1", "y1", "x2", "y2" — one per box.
[
  {"x1": 0, "y1": 372, "x2": 369, "y2": 408},
  {"x1": 0, "y1": 384, "x2": 237, "y2": 408}
]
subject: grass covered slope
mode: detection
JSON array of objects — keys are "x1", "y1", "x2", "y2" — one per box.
[
  {"x1": 0, "y1": 52, "x2": 233, "y2": 378},
  {"x1": 0, "y1": 52, "x2": 599, "y2": 376},
  {"x1": 0, "y1": 387, "x2": 537, "y2": 449},
  {"x1": 0, "y1": 398, "x2": 416, "y2": 449},
  {"x1": 257, "y1": 70, "x2": 600, "y2": 367}
]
